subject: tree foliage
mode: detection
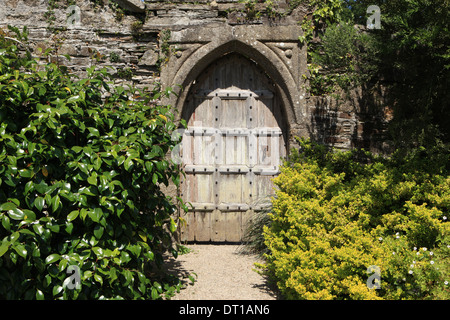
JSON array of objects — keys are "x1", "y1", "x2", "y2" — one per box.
[
  {"x1": 0, "y1": 26, "x2": 187, "y2": 299},
  {"x1": 301, "y1": 0, "x2": 450, "y2": 147}
]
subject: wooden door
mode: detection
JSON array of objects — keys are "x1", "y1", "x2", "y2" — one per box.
[{"x1": 180, "y1": 54, "x2": 287, "y2": 242}]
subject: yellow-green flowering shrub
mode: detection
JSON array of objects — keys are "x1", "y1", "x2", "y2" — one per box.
[{"x1": 260, "y1": 138, "x2": 449, "y2": 299}]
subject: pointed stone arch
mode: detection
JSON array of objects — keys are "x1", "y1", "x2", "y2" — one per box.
[
  {"x1": 160, "y1": 24, "x2": 308, "y2": 142},
  {"x1": 179, "y1": 52, "x2": 288, "y2": 242},
  {"x1": 159, "y1": 24, "x2": 308, "y2": 242}
]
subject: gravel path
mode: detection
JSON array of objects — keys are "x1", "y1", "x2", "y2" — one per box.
[{"x1": 166, "y1": 244, "x2": 278, "y2": 300}]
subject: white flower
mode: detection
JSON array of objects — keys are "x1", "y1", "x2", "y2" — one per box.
[
  {"x1": 396, "y1": 233, "x2": 400, "y2": 239},
  {"x1": 430, "y1": 251, "x2": 433, "y2": 256},
  {"x1": 448, "y1": 245, "x2": 450, "y2": 249},
  {"x1": 422, "y1": 247, "x2": 427, "y2": 251},
  {"x1": 379, "y1": 237, "x2": 383, "y2": 241},
  {"x1": 445, "y1": 281, "x2": 448, "y2": 286},
  {"x1": 416, "y1": 251, "x2": 420, "y2": 255},
  {"x1": 430, "y1": 261, "x2": 434, "y2": 265},
  {"x1": 443, "y1": 216, "x2": 447, "y2": 220},
  {"x1": 413, "y1": 247, "x2": 417, "y2": 251},
  {"x1": 410, "y1": 264, "x2": 414, "y2": 268},
  {"x1": 409, "y1": 270, "x2": 413, "y2": 274},
  {"x1": 392, "y1": 252, "x2": 396, "y2": 255},
  {"x1": 413, "y1": 260, "x2": 416, "y2": 264}
]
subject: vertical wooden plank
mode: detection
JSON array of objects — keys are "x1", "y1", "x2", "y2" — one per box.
[
  {"x1": 236, "y1": 135, "x2": 247, "y2": 165},
  {"x1": 193, "y1": 127, "x2": 202, "y2": 165},
  {"x1": 264, "y1": 98, "x2": 276, "y2": 127},
  {"x1": 212, "y1": 95, "x2": 221, "y2": 129},
  {"x1": 248, "y1": 131, "x2": 257, "y2": 168},
  {"x1": 182, "y1": 131, "x2": 193, "y2": 166},
  {"x1": 218, "y1": 174, "x2": 242, "y2": 204},
  {"x1": 211, "y1": 210, "x2": 225, "y2": 242},
  {"x1": 256, "y1": 98, "x2": 265, "y2": 129},
  {"x1": 255, "y1": 174, "x2": 275, "y2": 202},
  {"x1": 202, "y1": 134, "x2": 215, "y2": 165},
  {"x1": 194, "y1": 211, "x2": 211, "y2": 242},
  {"x1": 180, "y1": 211, "x2": 195, "y2": 242},
  {"x1": 241, "y1": 210, "x2": 254, "y2": 241},
  {"x1": 247, "y1": 96, "x2": 255, "y2": 129},
  {"x1": 183, "y1": 174, "x2": 197, "y2": 206},
  {"x1": 224, "y1": 133, "x2": 238, "y2": 165},
  {"x1": 257, "y1": 133, "x2": 270, "y2": 167},
  {"x1": 196, "y1": 174, "x2": 213, "y2": 204},
  {"x1": 244, "y1": 171, "x2": 255, "y2": 207},
  {"x1": 225, "y1": 212, "x2": 242, "y2": 242}
]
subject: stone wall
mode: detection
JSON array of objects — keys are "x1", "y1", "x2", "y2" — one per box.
[{"x1": 0, "y1": 0, "x2": 389, "y2": 153}]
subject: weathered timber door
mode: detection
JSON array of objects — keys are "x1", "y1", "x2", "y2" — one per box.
[{"x1": 179, "y1": 53, "x2": 287, "y2": 242}]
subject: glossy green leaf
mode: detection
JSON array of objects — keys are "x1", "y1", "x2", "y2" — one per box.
[
  {"x1": 67, "y1": 210, "x2": 79, "y2": 222},
  {"x1": 9, "y1": 231, "x2": 20, "y2": 244},
  {"x1": 51, "y1": 194, "x2": 61, "y2": 212},
  {"x1": 24, "y1": 181, "x2": 34, "y2": 195},
  {"x1": 87, "y1": 172, "x2": 97, "y2": 185},
  {"x1": 92, "y1": 247, "x2": 103, "y2": 257},
  {"x1": 45, "y1": 253, "x2": 61, "y2": 265},
  {"x1": 0, "y1": 243, "x2": 10, "y2": 257},
  {"x1": 18, "y1": 169, "x2": 33, "y2": 178},
  {"x1": 35, "y1": 181, "x2": 49, "y2": 194},
  {"x1": 169, "y1": 217, "x2": 177, "y2": 233},
  {"x1": 65, "y1": 222, "x2": 74, "y2": 234},
  {"x1": 124, "y1": 157, "x2": 133, "y2": 171},
  {"x1": 19, "y1": 228, "x2": 34, "y2": 236},
  {"x1": 88, "y1": 208, "x2": 102, "y2": 223},
  {"x1": 52, "y1": 285, "x2": 63, "y2": 297},
  {"x1": 151, "y1": 287, "x2": 159, "y2": 300},
  {"x1": 145, "y1": 161, "x2": 153, "y2": 173},
  {"x1": 23, "y1": 209, "x2": 36, "y2": 221},
  {"x1": 93, "y1": 225, "x2": 104, "y2": 239},
  {"x1": 0, "y1": 202, "x2": 17, "y2": 211},
  {"x1": 67, "y1": 95, "x2": 80, "y2": 104},
  {"x1": 94, "y1": 274, "x2": 103, "y2": 286},
  {"x1": 32, "y1": 224, "x2": 44, "y2": 236},
  {"x1": 34, "y1": 197, "x2": 45, "y2": 211},
  {"x1": 153, "y1": 281, "x2": 162, "y2": 293},
  {"x1": 123, "y1": 269, "x2": 133, "y2": 286},
  {"x1": 71, "y1": 146, "x2": 83, "y2": 153},
  {"x1": 87, "y1": 127, "x2": 100, "y2": 138},
  {"x1": 13, "y1": 244, "x2": 27, "y2": 258},
  {"x1": 8, "y1": 207, "x2": 25, "y2": 220},
  {"x1": 80, "y1": 208, "x2": 88, "y2": 221},
  {"x1": 36, "y1": 289, "x2": 44, "y2": 300},
  {"x1": 2, "y1": 215, "x2": 11, "y2": 231}
]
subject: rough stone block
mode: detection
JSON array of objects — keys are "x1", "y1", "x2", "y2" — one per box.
[
  {"x1": 138, "y1": 49, "x2": 158, "y2": 66},
  {"x1": 111, "y1": 0, "x2": 145, "y2": 13}
]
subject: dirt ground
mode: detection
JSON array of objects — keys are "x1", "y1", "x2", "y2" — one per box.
[{"x1": 165, "y1": 244, "x2": 279, "y2": 300}]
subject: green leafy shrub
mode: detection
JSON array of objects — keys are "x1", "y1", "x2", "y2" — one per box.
[
  {"x1": 0, "y1": 26, "x2": 186, "y2": 299},
  {"x1": 260, "y1": 138, "x2": 449, "y2": 299}
]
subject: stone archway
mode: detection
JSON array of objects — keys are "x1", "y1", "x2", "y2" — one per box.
[
  {"x1": 160, "y1": 24, "x2": 308, "y2": 133},
  {"x1": 179, "y1": 53, "x2": 288, "y2": 242},
  {"x1": 159, "y1": 24, "x2": 307, "y2": 242}
]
